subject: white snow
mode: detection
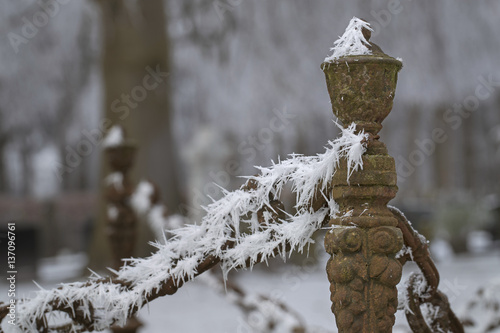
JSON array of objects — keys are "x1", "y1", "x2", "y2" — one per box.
[
  {"x1": 102, "y1": 126, "x2": 125, "y2": 148},
  {"x1": 146, "y1": 205, "x2": 169, "y2": 240},
  {"x1": 466, "y1": 230, "x2": 493, "y2": 254},
  {"x1": 324, "y1": 17, "x2": 373, "y2": 63},
  {"x1": 130, "y1": 180, "x2": 187, "y2": 241},
  {"x1": 105, "y1": 172, "x2": 123, "y2": 190},
  {"x1": 199, "y1": 272, "x2": 306, "y2": 333},
  {"x1": 396, "y1": 244, "x2": 414, "y2": 261},
  {"x1": 398, "y1": 272, "x2": 430, "y2": 315},
  {"x1": 130, "y1": 181, "x2": 155, "y2": 215},
  {"x1": 240, "y1": 294, "x2": 303, "y2": 333},
  {"x1": 107, "y1": 205, "x2": 119, "y2": 221},
  {"x1": 2, "y1": 252, "x2": 500, "y2": 332},
  {"x1": 463, "y1": 277, "x2": 500, "y2": 333},
  {"x1": 37, "y1": 251, "x2": 89, "y2": 283},
  {"x1": 430, "y1": 238, "x2": 455, "y2": 262}
]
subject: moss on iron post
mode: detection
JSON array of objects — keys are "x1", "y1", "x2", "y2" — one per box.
[{"x1": 322, "y1": 30, "x2": 404, "y2": 332}]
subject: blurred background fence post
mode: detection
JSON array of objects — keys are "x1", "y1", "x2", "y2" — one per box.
[{"x1": 104, "y1": 129, "x2": 142, "y2": 333}]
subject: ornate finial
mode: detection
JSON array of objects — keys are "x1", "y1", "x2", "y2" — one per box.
[
  {"x1": 104, "y1": 125, "x2": 136, "y2": 174},
  {"x1": 322, "y1": 18, "x2": 402, "y2": 136}
]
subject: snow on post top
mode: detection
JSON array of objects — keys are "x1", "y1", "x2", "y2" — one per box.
[
  {"x1": 103, "y1": 125, "x2": 125, "y2": 148},
  {"x1": 324, "y1": 17, "x2": 374, "y2": 63}
]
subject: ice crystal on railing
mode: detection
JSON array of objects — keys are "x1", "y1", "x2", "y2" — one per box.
[{"x1": 324, "y1": 17, "x2": 373, "y2": 62}]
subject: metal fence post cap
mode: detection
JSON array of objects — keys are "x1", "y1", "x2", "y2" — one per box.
[
  {"x1": 321, "y1": 33, "x2": 402, "y2": 136},
  {"x1": 104, "y1": 126, "x2": 137, "y2": 174}
]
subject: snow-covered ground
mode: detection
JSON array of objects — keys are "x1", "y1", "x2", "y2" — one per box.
[
  {"x1": 2, "y1": 252, "x2": 499, "y2": 332},
  {"x1": 135, "y1": 254, "x2": 500, "y2": 333}
]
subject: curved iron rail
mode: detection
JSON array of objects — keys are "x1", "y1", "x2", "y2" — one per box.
[{"x1": 390, "y1": 206, "x2": 464, "y2": 333}]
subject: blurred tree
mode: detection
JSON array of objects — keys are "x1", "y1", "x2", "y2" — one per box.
[
  {"x1": 89, "y1": 0, "x2": 184, "y2": 268},
  {"x1": 0, "y1": 2, "x2": 97, "y2": 196}
]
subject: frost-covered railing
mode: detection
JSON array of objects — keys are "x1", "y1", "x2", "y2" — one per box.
[
  {"x1": 0, "y1": 17, "x2": 469, "y2": 333},
  {"x1": 0, "y1": 125, "x2": 367, "y2": 333}
]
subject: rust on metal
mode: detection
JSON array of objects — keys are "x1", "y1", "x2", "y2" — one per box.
[
  {"x1": 322, "y1": 24, "x2": 464, "y2": 333},
  {"x1": 322, "y1": 27, "x2": 404, "y2": 333},
  {"x1": 391, "y1": 207, "x2": 464, "y2": 333}
]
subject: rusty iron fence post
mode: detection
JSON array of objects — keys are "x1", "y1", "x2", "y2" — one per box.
[
  {"x1": 104, "y1": 132, "x2": 142, "y2": 333},
  {"x1": 105, "y1": 135, "x2": 137, "y2": 270},
  {"x1": 322, "y1": 28, "x2": 404, "y2": 332}
]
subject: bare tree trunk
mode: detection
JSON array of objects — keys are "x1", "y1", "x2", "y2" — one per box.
[{"x1": 89, "y1": 0, "x2": 181, "y2": 269}]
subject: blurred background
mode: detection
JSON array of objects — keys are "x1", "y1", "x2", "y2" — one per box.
[{"x1": 0, "y1": 0, "x2": 499, "y2": 297}]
